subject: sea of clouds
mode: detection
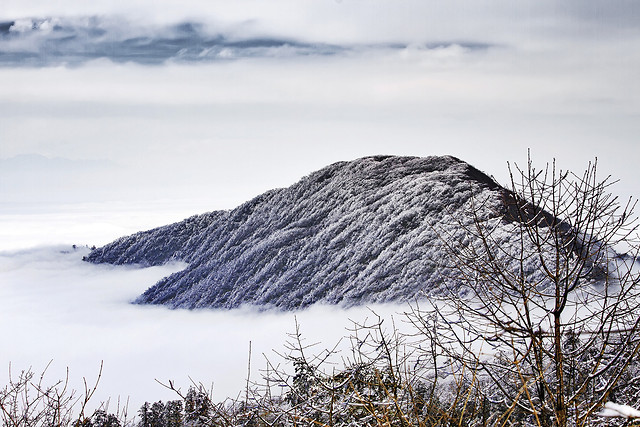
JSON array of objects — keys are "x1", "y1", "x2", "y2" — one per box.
[{"x1": 0, "y1": 212, "x2": 411, "y2": 413}]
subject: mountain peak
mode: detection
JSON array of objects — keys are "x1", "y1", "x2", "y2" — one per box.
[{"x1": 87, "y1": 155, "x2": 506, "y2": 310}]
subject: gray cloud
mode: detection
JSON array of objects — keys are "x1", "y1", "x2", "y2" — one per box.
[
  {"x1": 0, "y1": 17, "x2": 342, "y2": 66},
  {"x1": 545, "y1": 0, "x2": 640, "y2": 29},
  {"x1": 3, "y1": 1, "x2": 639, "y2": 45},
  {"x1": 0, "y1": 16, "x2": 493, "y2": 67}
]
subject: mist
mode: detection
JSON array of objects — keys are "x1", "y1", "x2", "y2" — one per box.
[{"x1": 0, "y1": 242, "x2": 410, "y2": 413}]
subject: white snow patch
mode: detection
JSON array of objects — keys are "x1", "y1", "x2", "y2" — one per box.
[{"x1": 599, "y1": 402, "x2": 640, "y2": 418}]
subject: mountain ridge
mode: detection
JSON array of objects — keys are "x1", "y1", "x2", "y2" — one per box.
[{"x1": 86, "y1": 155, "x2": 511, "y2": 310}]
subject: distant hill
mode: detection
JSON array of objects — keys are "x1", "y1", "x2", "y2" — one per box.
[{"x1": 86, "y1": 155, "x2": 518, "y2": 310}]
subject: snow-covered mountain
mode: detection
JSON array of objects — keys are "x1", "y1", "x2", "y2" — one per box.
[{"x1": 86, "y1": 155, "x2": 514, "y2": 309}]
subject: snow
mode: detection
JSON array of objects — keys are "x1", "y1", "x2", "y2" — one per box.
[
  {"x1": 88, "y1": 155, "x2": 508, "y2": 310},
  {"x1": 599, "y1": 402, "x2": 640, "y2": 419}
]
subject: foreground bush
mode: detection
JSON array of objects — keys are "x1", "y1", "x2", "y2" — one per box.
[{"x1": 3, "y1": 313, "x2": 637, "y2": 426}]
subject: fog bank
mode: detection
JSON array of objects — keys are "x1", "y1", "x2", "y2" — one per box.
[{"x1": 0, "y1": 245, "x2": 410, "y2": 413}]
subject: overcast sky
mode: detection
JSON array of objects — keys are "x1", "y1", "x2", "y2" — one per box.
[{"x1": 1, "y1": 0, "x2": 639, "y2": 229}]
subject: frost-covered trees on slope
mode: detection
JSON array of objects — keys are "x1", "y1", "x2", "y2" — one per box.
[{"x1": 87, "y1": 155, "x2": 520, "y2": 309}]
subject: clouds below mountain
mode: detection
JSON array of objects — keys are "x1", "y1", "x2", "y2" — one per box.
[{"x1": 0, "y1": 245, "x2": 407, "y2": 412}]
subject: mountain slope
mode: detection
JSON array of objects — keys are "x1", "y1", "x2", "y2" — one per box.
[{"x1": 87, "y1": 155, "x2": 511, "y2": 309}]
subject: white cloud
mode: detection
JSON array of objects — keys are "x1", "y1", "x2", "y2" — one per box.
[{"x1": 0, "y1": 245, "x2": 410, "y2": 413}]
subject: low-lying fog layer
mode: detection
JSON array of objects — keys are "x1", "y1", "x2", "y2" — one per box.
[{"x1": 0, "y1": 242, "x2": 409, "y2": 413}]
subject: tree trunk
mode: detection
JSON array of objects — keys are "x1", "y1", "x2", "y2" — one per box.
[{"x1": 554, "y1": 310, "x2": 567, "y2": 427}]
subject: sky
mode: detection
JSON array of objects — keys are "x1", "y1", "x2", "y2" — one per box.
[{"x1": 0, "y1": 0, "x2": 639, "y2": 416}]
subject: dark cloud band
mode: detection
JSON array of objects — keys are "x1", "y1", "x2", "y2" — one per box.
[{"x1": 0, "y1": 17, "x2": 490, "y2": 67}]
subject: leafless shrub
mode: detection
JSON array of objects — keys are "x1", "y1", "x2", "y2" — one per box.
[
  {"x1": 0, "y1": 361, "x2": 131, "y2": 426},
  {"x1": 411, "y1": 155, "x2": 640, "y2": 427}
]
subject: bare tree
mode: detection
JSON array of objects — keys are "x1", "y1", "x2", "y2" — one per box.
[
  {"x1": 0, "y1": 362, "x2": 125, "y2": 427},
  {"x1": 409, "y1": 156, "x2": 640, "y2": 426}
]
